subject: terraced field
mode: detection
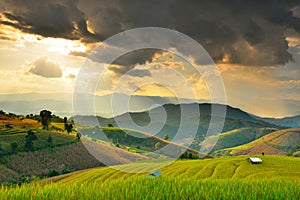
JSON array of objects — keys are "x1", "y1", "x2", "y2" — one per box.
[
  {"x1": 50, "y1": 156, "x2": 300, "y2": 184},
  {"x1": 1, "y1": 156, "x2": 299, "y2": 199}
]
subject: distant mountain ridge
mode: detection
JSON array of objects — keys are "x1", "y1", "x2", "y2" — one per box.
[
  {"x1": 75, "y1": 103, "x2": 281, "y2": 151},
  {"x1": 254, "y1": 115, "x2": 300, "y2": 128}
]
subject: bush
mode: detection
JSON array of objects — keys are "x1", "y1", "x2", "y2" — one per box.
[
  {"x1": 10, "y1": 141, "x2": 18, "y2": 152},
  {"x1": 48, "y1": 170, "x2": 60, "y2": 177},
  {"x1": 61, "y1": 169, "x2": 72, "y2": 174}
]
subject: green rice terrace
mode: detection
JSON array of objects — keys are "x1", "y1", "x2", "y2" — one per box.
[{"x1": 0, "y1": 156, "x2": 299, "y2": 199}]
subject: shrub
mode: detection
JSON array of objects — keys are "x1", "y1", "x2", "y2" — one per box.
[
  {"x1": 10, "y1": 141, "x2": 18, "y2": 152},
  {"x1": 108, "y1": 124, "x2": 114, "y2": 127},
  {"x1": 47, "y1": 136, "x2": 53, "y2": 143},
  {"x1": 48, "y1": 170, "x2": 60, "y2": 177},
  {"x1": 61, "y1": 169, "x2": 72, "y2": 174}
]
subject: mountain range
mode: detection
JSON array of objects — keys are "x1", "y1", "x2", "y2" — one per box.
[{"x1": 74, "y1": 103, "x2": 285, "y2": 151}]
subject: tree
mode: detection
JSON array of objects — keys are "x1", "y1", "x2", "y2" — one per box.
[
  {"x1": 63, "y1": 117, "x2": 67, "y2": 130},
  {"x1": 76, "y1": 133, "x2": 81, "y2": 141},
  {"x1": 180, "y1": 152, "x2": 188, "y2": 159},
  {"x1": 65, "y1": 124, "x2": 73, "y2": 134},
  {"x1": 40, "y1": 110, "x2": 52, "y2": 130},
  {"x1": 108, "y1": 124, "x2": 114, "y2": 127},
  {"x1": 163, "y1": 134, "x2": 169, "y2": 140},
  {"x1": 47, "y1": 135, "x2": 53, "y2": 143},
  {"x1": 10, "y1": 141, "x2": 18, "y2": 152},
  {"x1": 24, "y1": 130, "x2": 37, "y2": 151},
  {"x1": 24, "y1": 138, "x2": 33, "y2": 151},
  {"x1": 26, "y1": 130, "x2": 38, "y2": 141}
]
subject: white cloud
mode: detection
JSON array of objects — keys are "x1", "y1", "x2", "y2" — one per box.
[{"x1": 27, "y1": 56, "x2": 62, "y2": 78}]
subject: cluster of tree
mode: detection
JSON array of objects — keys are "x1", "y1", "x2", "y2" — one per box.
[
  {"x1": 24, "y1": 130, "x2": 38, "y2": 151},
  {"x1": 40, "y1": 110, "x2": 52, "y2": 130},
  {"x1": 25, "y1": 111, "x2": 65, "y2": 124},
  {"x1": 64, "y1": 117, "x2": 73, "y2": 134},
  {"x1": 25, "y1": 114, "x2": 41, "y2": 122},
  {"x1": 179, "y1": 151, "x2": 199, "y2": 159},
  {"x1": 0, "y1": 110, "x2": 22, "y2": 119}
]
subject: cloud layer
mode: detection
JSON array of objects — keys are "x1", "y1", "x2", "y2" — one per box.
[
  {"x1": 1, "y1": 0, "x2": 300, "y2": 67},
  {"x1": 27, "y1": 56, "x2": 62, "y2": 78}
]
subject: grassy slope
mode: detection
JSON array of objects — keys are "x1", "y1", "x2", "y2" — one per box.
[
  {"x1": 202, "y1": 127, "x2": 277, "y2": 153},
  {"x1": 79, "y1": 127, "x2": 203, "y2": 158},
  {"x1": 1, "y1": 156, "x2": 299, "y2": 199},
  {"x1": 0, "y1": 118, "x2": 148, "y2": 182},
  {"x1": 218, "y1": 128, "x2": 300, "y2": 156}
]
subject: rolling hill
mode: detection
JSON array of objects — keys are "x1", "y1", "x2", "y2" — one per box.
[
  {"x1": 75, "y1": 103, "x2": 280, "y2": 151},
  {"x1": 202, "y1": 127, "x2": 278, "y2": 152},
  {"x1": 215, "y1": 128, "x2": 300, "y2": 156},
  {"x1": 0, "y1": 114, "x2": 148, "y2": 183},
  {"x1": 78, "y1": 126, "x2": 203, "y2": 159}
]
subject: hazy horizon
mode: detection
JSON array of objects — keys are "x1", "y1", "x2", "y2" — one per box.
[{"x1": 0, "y1": 92, "x2": 299, "y2": 119}]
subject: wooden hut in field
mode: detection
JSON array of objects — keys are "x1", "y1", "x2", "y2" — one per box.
[{"x1": 248, "y1": 157, "x2": 262, "y2": 164}]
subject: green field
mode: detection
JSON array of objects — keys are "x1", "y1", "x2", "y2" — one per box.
[
  {"x1": 0, "y1": 126, "x2": 77, "y2": 154},
  {"x1": 1, "y1": 156, "x2": 299, "y2": 199}
]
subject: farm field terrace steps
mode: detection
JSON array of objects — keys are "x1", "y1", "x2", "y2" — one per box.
[{"x1": 48, "y1": 156, "x2": 300, "y2": 184}]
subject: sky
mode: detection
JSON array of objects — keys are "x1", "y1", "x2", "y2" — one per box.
[{"x1": 0, "y1": 0, "x2": 300, "y2": 118}]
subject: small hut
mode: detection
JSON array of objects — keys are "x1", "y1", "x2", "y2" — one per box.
[
  {"x1": 248, "y1": 157, "x2": 262, "y2": 164},
  {"x1": 5, "y1": 124, "x2": 13, "y2": 129},
  {"x1": 147, "y1": 170, "x2": 162, "y2": 178}
]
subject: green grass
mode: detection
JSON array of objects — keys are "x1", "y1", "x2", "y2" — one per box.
[
  {"x1": 1, "y1": 178, "x2": 299, "y2": 200},
  {"x1": 1, "y1": 156, "x2": 299, "y2": 199},
  {"x1": 0, "y1": 127, "x2": 77, "y2": 153}
]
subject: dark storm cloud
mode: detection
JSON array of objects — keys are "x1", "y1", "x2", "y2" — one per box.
[
  {"x1": 112, "y1": 49, "x2": 158, "y2": 67},
  {"x1": 0, "y1": 0, "x2": 99, "y2": 41},
  {"x1": 1, "y1": 0, "x2": 300, "y2": 66}
]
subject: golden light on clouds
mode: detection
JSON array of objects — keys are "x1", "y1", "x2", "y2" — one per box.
[
  {"x1": 86, "y1": 20, "x2": 96, "y2": 34},
  {"x1": 134, "y1": 83, "x2": 176, "y2": 97},
  {"x1": 0, "y1": 14, "x2": 87, "y2": 56},
  {"x1": 221, "y1": 53, "x2": 230, "y2": 63},
  {"x1": 42, "y1": 38, "x2": 87, "y2": 55}
]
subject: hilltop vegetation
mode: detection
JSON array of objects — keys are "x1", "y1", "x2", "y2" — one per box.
[{"x1": 0, "y1": 112, "x2": 146, "y2": 184}]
